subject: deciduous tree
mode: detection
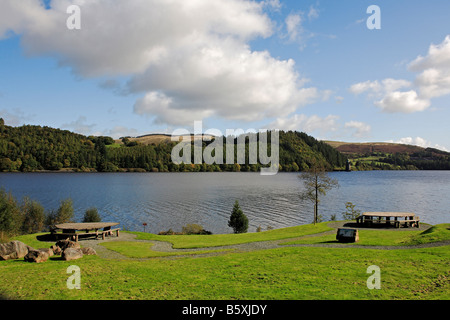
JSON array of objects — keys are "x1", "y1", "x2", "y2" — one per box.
[{"x1": 299, "y1": 162, "x2": 339, "y2": 225}]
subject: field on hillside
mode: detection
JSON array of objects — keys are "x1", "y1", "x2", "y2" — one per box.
[
  {"x1": 323, "y1": 141, "x2": 424, "y2": 155},
  {"x1": 114, "y1": 134, "x2": 216, "y2": 146},
  {"x1": 324, "y1": 141, "x2": 450, "y2": 170}
]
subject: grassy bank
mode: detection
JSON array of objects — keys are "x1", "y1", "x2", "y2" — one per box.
[
  {"x1": 128, "y1": 222, "x2": 334, "y2": 248},
  {"x1": 281, "y1": 223, "x2": 450, "y2": 246},
  {"x1": 0, "y1": 222, "x2": 448, "y2": 300}
]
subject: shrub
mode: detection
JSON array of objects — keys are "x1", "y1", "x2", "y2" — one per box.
[
  {"x1": 45, "y1": 198, "x2": 74, "y2": 227},
  {"x1": 158, "y1": 228, "x2": 182, "y2": 235},
  {"x1": 83, "y1": 207, "x2": 101, "y2": 223},
  {"x1": 158, "y1": 224, "x2": 212, "y2": 235},
  {"x1": 342, "y1": 202, "x2": 362, "y2": 220},
  {"x1": 21, "y1": 197, "x2": 45, "y2": 234},
  {"x1": 0, "y1": 189, "x2": 22, "y2": 237},
  {"x1": 182, "y1": 224, "x2": 212, "y2": 235}
]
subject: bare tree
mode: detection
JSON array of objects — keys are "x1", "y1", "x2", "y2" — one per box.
[{"x1": 299, "y1": 163, "x2": 339, "y2": 225}]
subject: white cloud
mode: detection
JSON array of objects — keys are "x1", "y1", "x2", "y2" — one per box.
[
  {"x1": 389, "y1": 137, "x2": 448, "y2": 152},
  {"x1": 261, "y1": 0, "x2": 282, "y2": 11},
  {"x1": 285, "y1": 13, "x2": 303, "y2": 42},
  {"x1": 61, "y1": 116, "x2": 97, "y2": 136},
  {"x1": 349, "y1": 78, "x2": 411, "y2": 97},
  {"x1": 409, "y1": 36, "x2": 450, "y2": 72},
  {"x1": 350, "y1": 35, "x2": 450, "y2": 114},
  {"x1": 11, "y1": 0, "x2": 274, "y2": 77},
  {"x1": 307, "y1": 6, "x2": 319, "y2": 21},
  {"x1": 374, "y1": 90, "x2": 430, "y2": 113},
  {"x1": 1, "y1": 0, "x2": 321, "y2": 127},
  {"x1": 344, "y1": 121, "x2": 371, "y2": 138},
  {"x1": 0, "y1": 108, "x2": 34, "y2": 126},
  {"x1": 349, "y1": 80, "x2": 382, "y2": 95},
  {"x1": 134, "y1": 91, "x2": 215, "y2": 126},
  {"x1": 414, "y1": 67, "x2": 450, "y2": 99},
  {"x1": 409, "y1": 35, "x2": 450, "y2": 99},
  {"x1": 269, "y1": 114, "x2": 339, "y2": 134},
  {"x1": 334, "y1": 96, "x2": 344, "y2": 104},
  {"x1": 350, "y1": 78, "x2": 425, "y2": 113},
  {"x1": 103, "y1": 126, "x2": 140, "y2": 140},
  {"x1": 129, "y1": 41, "x2": 319, "y2": 124}
]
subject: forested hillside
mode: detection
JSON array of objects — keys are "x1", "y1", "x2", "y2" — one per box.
[
  {"x1": 325, "y1": 140, "x2": 450, "y2": 170},
  {"x1": 0, "y1": 119, "x2": 347, "y2": 172}
]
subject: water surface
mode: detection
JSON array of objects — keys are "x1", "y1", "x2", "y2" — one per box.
[{"x1": 0, "y1": 171, "x2": 448, "y2": 233}]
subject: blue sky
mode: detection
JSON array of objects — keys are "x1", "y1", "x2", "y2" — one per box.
[{"x1": 1, "y1": 0, "x2": 449, "y2": 150}]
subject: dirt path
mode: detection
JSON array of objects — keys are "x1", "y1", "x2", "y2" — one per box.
[{"x1": 76, "y1": 222, "x2": 450, "y2": 260}]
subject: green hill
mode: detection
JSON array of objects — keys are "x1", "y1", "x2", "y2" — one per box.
[
  {"x1": 0, "y1": 119, "x2": 347, "y2": 172},
  {"x1": 324, "y1": 140, "x2": 450, "y2": 170}
]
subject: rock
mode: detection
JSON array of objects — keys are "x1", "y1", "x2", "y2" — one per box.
[
  {"x1": 0, "y1": 240, "x2": 33, "y2": 261},
  {"x1": 24, "y1": 249, "x2": 49, "y2": 263},
  {"x1": 62, "y1": 248, "x2": 83, "y2": 261},
  {"x1": 51, "y1": 245, "x2": 62, "y2": 255},
  {"x1": 38, "y1": 248, "x2": 54, "y2": 257},
  {"x1": 55, "y1": 240, "x2": 80, "y2": 250},
  {"x1": 81, "y1": 247, "x2": 97, "y2": 255},
  {"x1": 52, "y1": 240, "x2": 80, "y2": 255}
]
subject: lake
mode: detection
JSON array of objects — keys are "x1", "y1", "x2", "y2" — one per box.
[{"x1": 0, "y1": 171, "x2": 448, "y2": 234}]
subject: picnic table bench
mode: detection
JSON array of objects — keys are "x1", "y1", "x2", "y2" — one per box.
[
  {"x1": 356, "y1": 212, "x2": 420, "y2": 228},
  {"x1": 50, "y1": 222, "x2": 120, "y2": 242}
]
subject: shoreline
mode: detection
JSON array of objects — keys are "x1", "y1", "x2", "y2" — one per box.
[{"x1": 2, "y1": 168, "x2": 450, "y2": 174}]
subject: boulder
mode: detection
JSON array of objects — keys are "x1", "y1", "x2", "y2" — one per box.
[
  {"x1": 81, "y1": 247, "x2": 97, "y2": 255},
  {"x1": 24, "y1": 249, "x2": 49, "y2": 263},
  {"x1": 38, "y1": 248, "x2": 54, "y2": 257},
  {"x1": 52, "y1": 240, "x2": 80, "y2": 255},
  {"x1": 51, "y1": 245, "x2": 62, "y2": 255},
  {"x1": 0, "y1": 240, "x2": 33, "y2": 261},
  {"x1": 62, "y1": 248, "x2": 83, "y2": 261},
  {"x1": 55, "y1": 240, "x2": 80, "y2": 250}
]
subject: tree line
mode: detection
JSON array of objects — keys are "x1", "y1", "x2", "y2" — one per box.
[
  {"x1": 351, "y1": 149, "x2": 450, "y2": 171},
  {"x1": 0, "y1": 119, "x2": 347, "y2": 172},
  {"x1": 0, "y1": 188, "x2": 101, "y2": 241}
]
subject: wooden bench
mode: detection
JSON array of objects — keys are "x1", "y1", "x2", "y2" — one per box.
[
  {"x1": 356, "y1": 212, "x2": 420, "y2": 228},
  {"x1": 54, "y1": 228, "x2": 121, "y2": 241},
  {"x1": 50, "y1": 222, "x2": 121, "y2": 242},
  {"x1": 394, "y1": 219, "x2": 420, "y2": 228}
]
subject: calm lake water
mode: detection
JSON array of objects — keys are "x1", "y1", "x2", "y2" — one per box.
[{"x1": 0, "y1": 171, "x2": 448, "y2": 234}]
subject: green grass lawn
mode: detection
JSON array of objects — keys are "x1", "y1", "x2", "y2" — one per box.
[
  {"x1": 128, "y1": 222, "x2": 334, "y2": 248},
  {"x1": 101, "y1": 241, "x2": 234, "y2": 258},
  {"x1": 281, "y1": 223, "x2": 450, "y2": 246},
  {"x1": 0, "y1": 222, "x2": 448, "y2": 300}
]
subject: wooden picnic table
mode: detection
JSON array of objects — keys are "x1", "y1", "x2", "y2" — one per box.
[
  {"x1": 356, "y1": 212, "x2": 420, "y2": 228},
  {"x1": 51, "y1": 222, "x2": 120, "y2": 241}
]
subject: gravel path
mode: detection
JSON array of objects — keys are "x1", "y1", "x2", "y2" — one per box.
[{"x1": 76, "y1": 222, "x2": 450, "y2": 260}]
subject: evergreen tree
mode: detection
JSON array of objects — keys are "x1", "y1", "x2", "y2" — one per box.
[{"x1": 228, "y1": 200, "x2": 248, "y2": 234}]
